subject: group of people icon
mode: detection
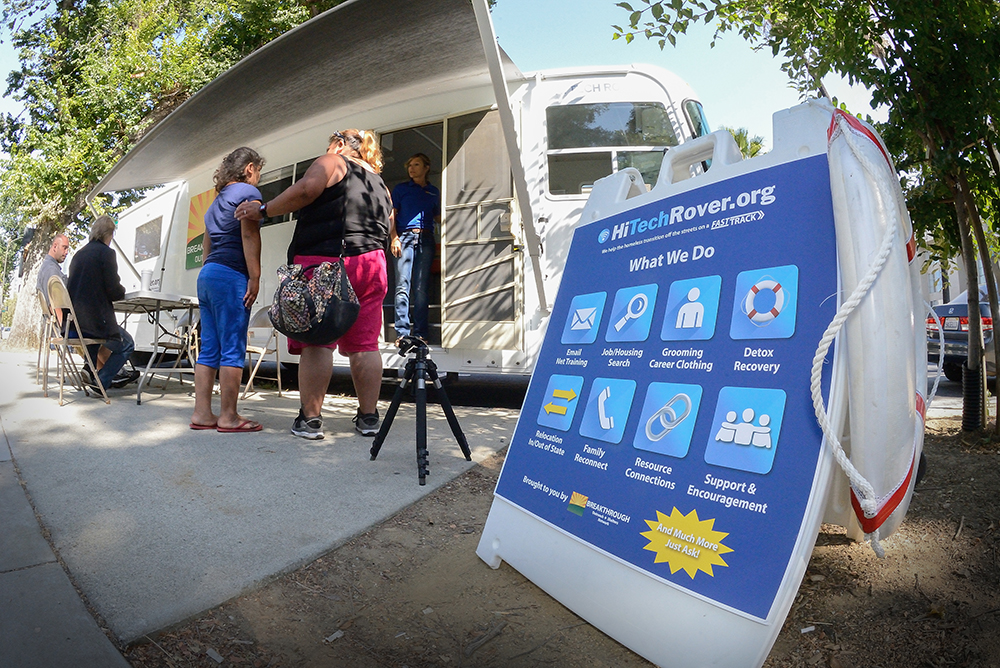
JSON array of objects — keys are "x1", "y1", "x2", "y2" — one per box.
[{"x1": 715, "y1": 408, "x2": 773, "y2": 448}]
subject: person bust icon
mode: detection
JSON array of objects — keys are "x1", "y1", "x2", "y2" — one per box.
[
  {"x1": 716, "y1": 410, "x2": 739, "y2": 442},
  {"x1": 676, "y1": 286, "x2": 704, "y2": 329},
  {"x1": 751, "y1": 413, "x2": 773, "y2": 448},
  {"x1": 733, "y1": 407, "x2": 759, "y2": 445}
]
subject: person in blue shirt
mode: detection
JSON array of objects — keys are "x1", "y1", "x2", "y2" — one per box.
[
  {"x1": 190, "y1": 147, "x2": 265, "y2": 433},
  {"x1": 389, "y1": 153, "x2": 440, "y2": 344}
]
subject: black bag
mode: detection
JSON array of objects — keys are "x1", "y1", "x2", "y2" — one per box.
[{"x1": 269, "y1": 259, "x2": 360, "y2": 345}]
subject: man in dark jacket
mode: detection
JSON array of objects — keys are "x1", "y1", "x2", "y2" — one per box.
[{"x1": 67, "y1": 215, "x2": 136, "y2": 391}]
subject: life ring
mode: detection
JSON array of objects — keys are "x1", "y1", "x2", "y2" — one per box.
[{"x1": 743, "y1": 279, "x2": 785, "y2": 324}]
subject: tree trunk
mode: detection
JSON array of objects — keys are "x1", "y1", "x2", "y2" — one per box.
[
  {"x1": 951, "y1": 175, "x2": 987, "y2": 430},
  {"x1": 6, "y1": 260, "x2": 45, "y2": 352},
  {"x1": 958, "y1": 166, "x2": 1000, "y2": 433}
]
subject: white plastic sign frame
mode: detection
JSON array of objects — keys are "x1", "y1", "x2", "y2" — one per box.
[{"x1": 477, "y1": 102, "x2": 849, "y2": 667}]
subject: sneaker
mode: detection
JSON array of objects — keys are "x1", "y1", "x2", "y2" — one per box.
[
  {"x1": 291, "y1": 409, "x2": 324, "y2": 440},
  {"x1": 353, "y1": 410, "x2": 380, "y2": 436},
  {"x1": 79, "y1": 368, "x2": 103, "y2": 394},
  {"x1": 111, "y1": 369, "x2": 141, "y2": 389}
]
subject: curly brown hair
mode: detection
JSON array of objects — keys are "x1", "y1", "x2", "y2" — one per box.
[{"x1": 213, "y1": 147, "x2": 265, "y2": 193}]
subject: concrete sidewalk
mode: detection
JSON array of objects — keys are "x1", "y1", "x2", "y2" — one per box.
[{"x1": 0, "y1": 350, "x2": 517, "y2": 665}]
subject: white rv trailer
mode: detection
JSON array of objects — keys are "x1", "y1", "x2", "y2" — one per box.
[{"x1": 92, "y1": 0, "x2": 711, "y2": 376}]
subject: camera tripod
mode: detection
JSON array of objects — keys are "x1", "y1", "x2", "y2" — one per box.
[{"x1": 370, "y1": 336, "x2": 471, "y2": 485}]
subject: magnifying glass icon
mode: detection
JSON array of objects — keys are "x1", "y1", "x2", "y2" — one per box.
[{"x1": 614, "y1": 293, "x2": 648, "y2": 331}]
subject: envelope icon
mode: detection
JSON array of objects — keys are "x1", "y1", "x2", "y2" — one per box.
[{"x1": 571, "y1": 307, "x2": 598, "y2": 330}]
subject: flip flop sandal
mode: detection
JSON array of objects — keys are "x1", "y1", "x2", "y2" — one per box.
[{"x1": 217, "y1": 420, "x2": 263, "y2": 433}]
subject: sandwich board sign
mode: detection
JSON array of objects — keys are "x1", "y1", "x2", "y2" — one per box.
[{"x1": 478, "y1": 103, "x2": 845, "y2": 666}]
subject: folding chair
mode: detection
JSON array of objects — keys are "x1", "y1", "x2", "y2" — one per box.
[
  {"x1": 242, "y1": 307, "x2": 282, "y2": 399},
  {"x1": 36, "y1": 288, "x2": 55, "y2": 385},
  {"x1": 147, "y1": 310, "x2": 199, "y2": 388},
  {"x1": 46, "y1": 276, "x2": 111, "y2": 405}
]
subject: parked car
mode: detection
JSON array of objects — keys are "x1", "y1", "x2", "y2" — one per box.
[{"x1": 927, "y1": 287, "x2": 994, "y2": 382}]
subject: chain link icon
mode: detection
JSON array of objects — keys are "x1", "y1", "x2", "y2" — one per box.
[{"x1": 644, "y1": 393, "x2": 692, "y2": 441}]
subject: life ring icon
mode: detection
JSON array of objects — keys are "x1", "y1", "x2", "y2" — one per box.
[{"x1": 743, "y1": 278, "x2": 785, "y2": 325}]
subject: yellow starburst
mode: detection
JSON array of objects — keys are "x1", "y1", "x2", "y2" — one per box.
[
  {"x1": 187, "y1": 188, "x2": 217, "y2": 244},
  {"x1": 640, "y1": 508, "x2": 734, "y2": 579},
  {"x1": 186, "y1": 189, "x2": 217, "y2": 269}
]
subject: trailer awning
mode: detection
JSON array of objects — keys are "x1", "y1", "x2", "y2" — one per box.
[{"x1": 90, "y1": 0, "x2": 521, "y2": 196}]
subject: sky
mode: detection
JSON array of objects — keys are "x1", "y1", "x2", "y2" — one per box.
[
  {"x1": 0, "y1": 0, "x2": 887, "y2": 151},
  {"x1": 490, "y1": 0, "x2": 887, "y2": 148}
]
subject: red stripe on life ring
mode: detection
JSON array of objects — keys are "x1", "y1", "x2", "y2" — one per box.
[
  {"x1": 750, "y1": 285, "x2": 760, "y2": 294},
  {"x1": 769, "y1": 307, "x2": 780, "y2": 317},
  {"x1": 748, "y1": 310, "x2": 759, "y2": 319},
  {"x1": 827, "y1": 109, "x2": 893, "y2": 169},
  {"x1": 906, "y1": 231, "x2": 917, "y2": 263},
  {"x1": 850, "y1": 392, "x2": 925, "y2": 533},
  {"x1": 850, "y1": 454, "x2": 916, "y2": 534}
]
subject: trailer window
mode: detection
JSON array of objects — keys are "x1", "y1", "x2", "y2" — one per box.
[
  {"x1": 134, "y1": 216, "x2": 162, "y2": 262},
  {"x1": 617, "y1": 151, "x2": 667, "y2": 188},
  {"x1": 259, "y1": 166, "x2": 294, "y2": 226},
  {"x1": 683, "y1": 100, "x2": 711, "y2": 139},
  {"x1": 546, "y1": 102, "x2": 678, "y2": 195}
]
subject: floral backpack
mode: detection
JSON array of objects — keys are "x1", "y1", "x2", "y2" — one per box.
[{"x1": 268, "y1": 259, "x2": 359, "y2": 345}]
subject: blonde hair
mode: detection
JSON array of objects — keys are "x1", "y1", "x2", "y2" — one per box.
[{"x1": 329, "y1": 129, "x2": 383, "y2": 173}]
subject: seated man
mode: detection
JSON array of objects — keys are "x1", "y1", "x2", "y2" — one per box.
[
  {"x1": 67, "y1": 216, "x2": 138, "y2": 391},
  {"x1": 37, "y1": 233, "x2": 70, "y2": 307}
]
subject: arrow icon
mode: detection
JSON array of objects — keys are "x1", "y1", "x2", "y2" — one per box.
[
  {"x1": 552, "y1": 388, "x2": 578, "y2": 401},
  {"x1": 543, "y1": 402, "x2": 568, "y2": 415}
]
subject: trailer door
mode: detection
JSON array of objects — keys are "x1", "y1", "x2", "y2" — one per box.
[{"x1": 441, "y1": 110, "x2": 521, "y2": 353}]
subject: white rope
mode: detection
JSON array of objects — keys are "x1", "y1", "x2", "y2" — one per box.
[
  {"x1": 926, "y1": 300, "x2": 945, "y2": 408},
  {"x1": 812, "y1": 114, "x2": 903, "y2": 558}
]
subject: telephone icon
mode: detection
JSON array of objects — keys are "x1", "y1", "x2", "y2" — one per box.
[
  {"x1": 579, "y1": 377, "x2": 636, "y2": 444},
  {"x1": 598, "y1": 386, "x2": 614, "y2": 430}
]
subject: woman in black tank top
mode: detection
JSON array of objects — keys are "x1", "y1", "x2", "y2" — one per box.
[{"x1": 235, "y1": 129, "x2": 391, "y2": 440}]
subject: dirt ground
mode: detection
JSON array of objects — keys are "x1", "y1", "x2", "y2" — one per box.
[{"x1": 122, "y1": 412, "x2": 1000, "y2": 668}]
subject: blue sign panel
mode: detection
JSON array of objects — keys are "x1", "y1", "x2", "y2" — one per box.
[{"x1": 494, "y1": 155, "x2": 838, "y2": 620}]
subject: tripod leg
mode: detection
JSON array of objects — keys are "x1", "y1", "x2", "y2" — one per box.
[
  {"x1": 370, "y1": 360, "x2": 414, "y2": 460},
  {"x1": 415, "y1": 359, "x2": 429, "y2": 485},
  {"x1": 425, "y1": 361, "x2": 472, "y2": 461}
]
